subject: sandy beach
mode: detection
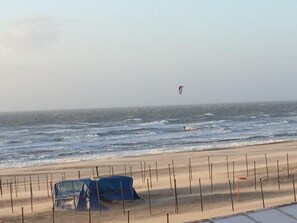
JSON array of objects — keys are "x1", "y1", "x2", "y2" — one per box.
[{"x1": 1, "y1": 141, "x2": 297, "y2": 223}]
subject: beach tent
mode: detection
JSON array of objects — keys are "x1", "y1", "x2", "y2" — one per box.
[
  {"x1": 54, "y1": 176, "x2": 140, "y2": 211},
  {"x1": 98, "y1": 176, "x2": 140, "y2": 202},
  {"x1": 54, "y1": 178, "x2": 99, "y2": 210}
]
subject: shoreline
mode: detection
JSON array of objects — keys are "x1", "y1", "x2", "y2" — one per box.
[{"x1": 1, "y1": 139, "x2": 295, "y2": 173}]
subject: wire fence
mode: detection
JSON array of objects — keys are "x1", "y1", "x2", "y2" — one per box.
[{"x1": 1, "y1": 152, "x2": 297, "y2": 222}]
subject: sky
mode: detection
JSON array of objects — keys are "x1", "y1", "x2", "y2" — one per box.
[{"x1": 0, "y1": 0, "x2": 297, "y2": 112}]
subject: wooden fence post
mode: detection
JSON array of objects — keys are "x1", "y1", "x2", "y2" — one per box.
[
  {"x1": 245, "y1": 154, "x2": 249, "y2": 177},
  {"x1": 232, "y1": 161, "x2": 235, "y2": 191},
  {"x1": 277, "y1": 160, "x2": 280, "y2": 190},
  {"x1": 208, "y1": 156, "x2": 210, "y2": 179},
  {"x1": 120, "y1": 180, "x2": 125, "y2": 215},
  {"x1": 149, "y1": 165, "x2": 152, "y2": 189},
  {"x1": 199, "y1": 178, "x2": 203, "y2": 212},
  {"x1": 292, "y1": 175, "x2": 296, "y2": 202},
  {"x1": 265, "y1": 153, "x2": 269, "y2": 177},
  {"x1": 30, "y1": 182, "x2": 33, "y2": 212},
  {"x1": 52, "y1": 207, "x2": 55, "y2": 223},
  {"x1": 22, "y1": 207, "x2": 24, "y2": 223},
  {"x1": 96, "y1": 166, "x2": 99, "y2": 178},
  {"x1": 168, "y1": 164, "x2": 172, "y2": 190},
  {"x1": 10, "y1": 183, "x2": 13, "y2": 213},
  {"x1": 14, "y1": 176, "x2": 18, "y2": 198},
  {"x1": 46, "y1": 173, "x2": 49, "y2": 198},
  {"x1": 226, "y1": 155, "x2": 229, "y2": 178},
  {"x1": 188, "y1": 162, "x2": 192, "y2": 194},
  {"x1": 228, "y1": 179, "x2": 234, "y2": 212},
  {"x1": 0, "y1": 178, "x2": 2, "y2": 197},
  {"x1": 155, "y1": 161, "x2": 159, "y2": 182},
  {"x1": 210, "y1": 163, "x2": 213, "y2": 193},
  {"x1": 88, "y1": 208, "x2": 92, "y2": 223},
  {"x1": 287, "y1": 153, "x2": 290, "y2": 177},
  {"x1": 171, "y1": 160, "x2": 175, "y2": 180},
  {"x1": 147, "y1": 179, "x2": 152, "y2": 215},
  {"x1": 260, "y1": 178, "x2": 265, "y2": 208},
  {"x1": 254, "y1": 161, "x2": 257, "y2": 191},
  {"x1": 174, "y1": 179, "x2": 178, "y2": 214}
]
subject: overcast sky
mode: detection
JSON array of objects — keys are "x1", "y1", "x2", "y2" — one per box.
[{"x1": 0, "y1": 1, "x2": 297, "y2": 112}]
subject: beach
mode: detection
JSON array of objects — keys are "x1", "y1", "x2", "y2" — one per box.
[{"x1": 1, "y1": 141, "x2": 297, "y2": 222}]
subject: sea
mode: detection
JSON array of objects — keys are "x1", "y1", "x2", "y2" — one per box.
[{"x1": 1, "y1": 101, "x2": 297, "y2": 169}]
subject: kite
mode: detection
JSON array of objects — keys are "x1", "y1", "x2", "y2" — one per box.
[{"x1": 178, "y1": 85, "x2": 183, "y2": 95}]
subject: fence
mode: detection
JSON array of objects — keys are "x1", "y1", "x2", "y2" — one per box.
[{"x1": 0, "y1": 152, "x2": 297, "y2": 222}]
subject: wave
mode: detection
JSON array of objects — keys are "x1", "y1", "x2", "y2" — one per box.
[
  {"x1": 5, "y1": 140, "x2": 21, "y2": 144},
  {"x1": 97, "y1": 128, "x2": 157, "y2": 137},
  {"x1": 120, "y1": 118, "x2": 143, "y2": 124},
  {"x1": 197, "y1": 113, "x2": 214, "y2": 117},
  {"x1": 140, "y1": 120, "x2": 169, "y2": 126},
  {"x1": 273, "y1": 132, "x2": 297, "y2": 138},
  {"x1": 54, "y1": 137, "x2": 64, "y2": 142}
]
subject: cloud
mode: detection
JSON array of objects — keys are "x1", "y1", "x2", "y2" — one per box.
[{"x1": 0, "y1": 16, "x2": 60, "y2": 54}]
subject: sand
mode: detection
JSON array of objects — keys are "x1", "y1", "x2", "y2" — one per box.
[{"x1": 1, "y1": 141, "x2": 297, "y2": 223}]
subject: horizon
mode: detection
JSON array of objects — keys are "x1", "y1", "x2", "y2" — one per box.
[{"x1": 1, "y1": 99, "x2": 296, "y2": 114}]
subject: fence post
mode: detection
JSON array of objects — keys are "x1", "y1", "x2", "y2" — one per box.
[
  {"x1": 171, "y1": 160, "x2": 175, "y2": 180},
  {"x1": 46, "y1": 173, "x2": 49, "y2": 198},
  {"x1": 120, "y1": 180, "x2": 125, "y2": 215},
  {"x1": 287, "y1": 153, "x2": 290, "y2": 177},
  {"x1": 143, "y1": 161, "x2": 146, "y2": 182},
  {"x1": 38, "y1": 174, "x2": 40, "y2": 191},
  {"x1": 168, "y1": 164, "x2": 172, "y2": 190},
  {"x1": 147, "y1": 179, "x2": 152, "y2": 215},
  {"x1": 52, "y1": 207, "x2": 55, "y2": 223},
  {"x1": 210, "y1": 163, "x2": 213, "y2": 193},
  {"x1": 10, "y1": 183, "x2": 13, "y2": 213},
  {"x1": 24, "y1": 176, "x2": 27, "y2": 192},
  {"x1": 72, "y1": 181, "x2": 77, "y2": 214},
  {"x1": 155, "y1": 161, "x2": 159, "y2": 182},
  {"x1": 254, "y1": 161, "x2": 257, "y2": 191},
  {"x1": 277, "y1": 160, "x2": 280, "y2": 190},
  {"x1": 232, "y1": 161, "x2": 235, "y2": 191},
  {"x1": 260, "y1": 178, "x2": 265, "y2": 208},
  {"x1": 228, "y1": 179, "x2": 234, "y2": 212},
  {"x1": 149, "y1": 165, "x2": 152, "y2": 189},
  {"x1": 30, "y1": 182, "x2": 33, "y2": 212},
  {"x1": 265, "y1": 153, "x2": 269, "y2": 177},
  {"x1": 50, "y1": 181, "x2": 54, "y2": 207},
  {"x1": 95, "y1": 180, "x2": 101, "y2": 215},
  {"x1": 88, "y1": 208, "x2": 92, "y2": 223},
  {"x1": 140, "y1": 162, "x2": 143, "y2": 182},
  {"x1": 199, "y1": 178, "x2": 203, "y2": 212},
  {"x1": 96, "y1": 166, "x2": 99, "y2": 178},
  {"x1": 0, "y1": 178, "x2": 2, "y2": 197},
  {"x1": 208, "y1": 156, "x2": 210, "y2": 179},
  {"x1": 226, "y1": 155, "x2": 229, "y2": 178},
  {"x1": 22, "y1": 207, "x2": 24, "y2": 223},
  {"x1": 245, "y1": 154, "x2": 249, "y2": 177},
  {"x1": 189, "y1": 158, "x2": 193, "y2": 181},
  {"x1": 293, "y1": 175, "x2": 296, "y2": 202},
  {"x1": 174, "y1": 179, "x2": 178, "y2": 214},
  {"x1": 188, "y1": 162, "x2": 192, "y2": 194}
]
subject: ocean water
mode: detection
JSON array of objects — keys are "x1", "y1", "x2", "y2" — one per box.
[{"x1": 1, "y1": 101, "x2": 297, "y2": 168}]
